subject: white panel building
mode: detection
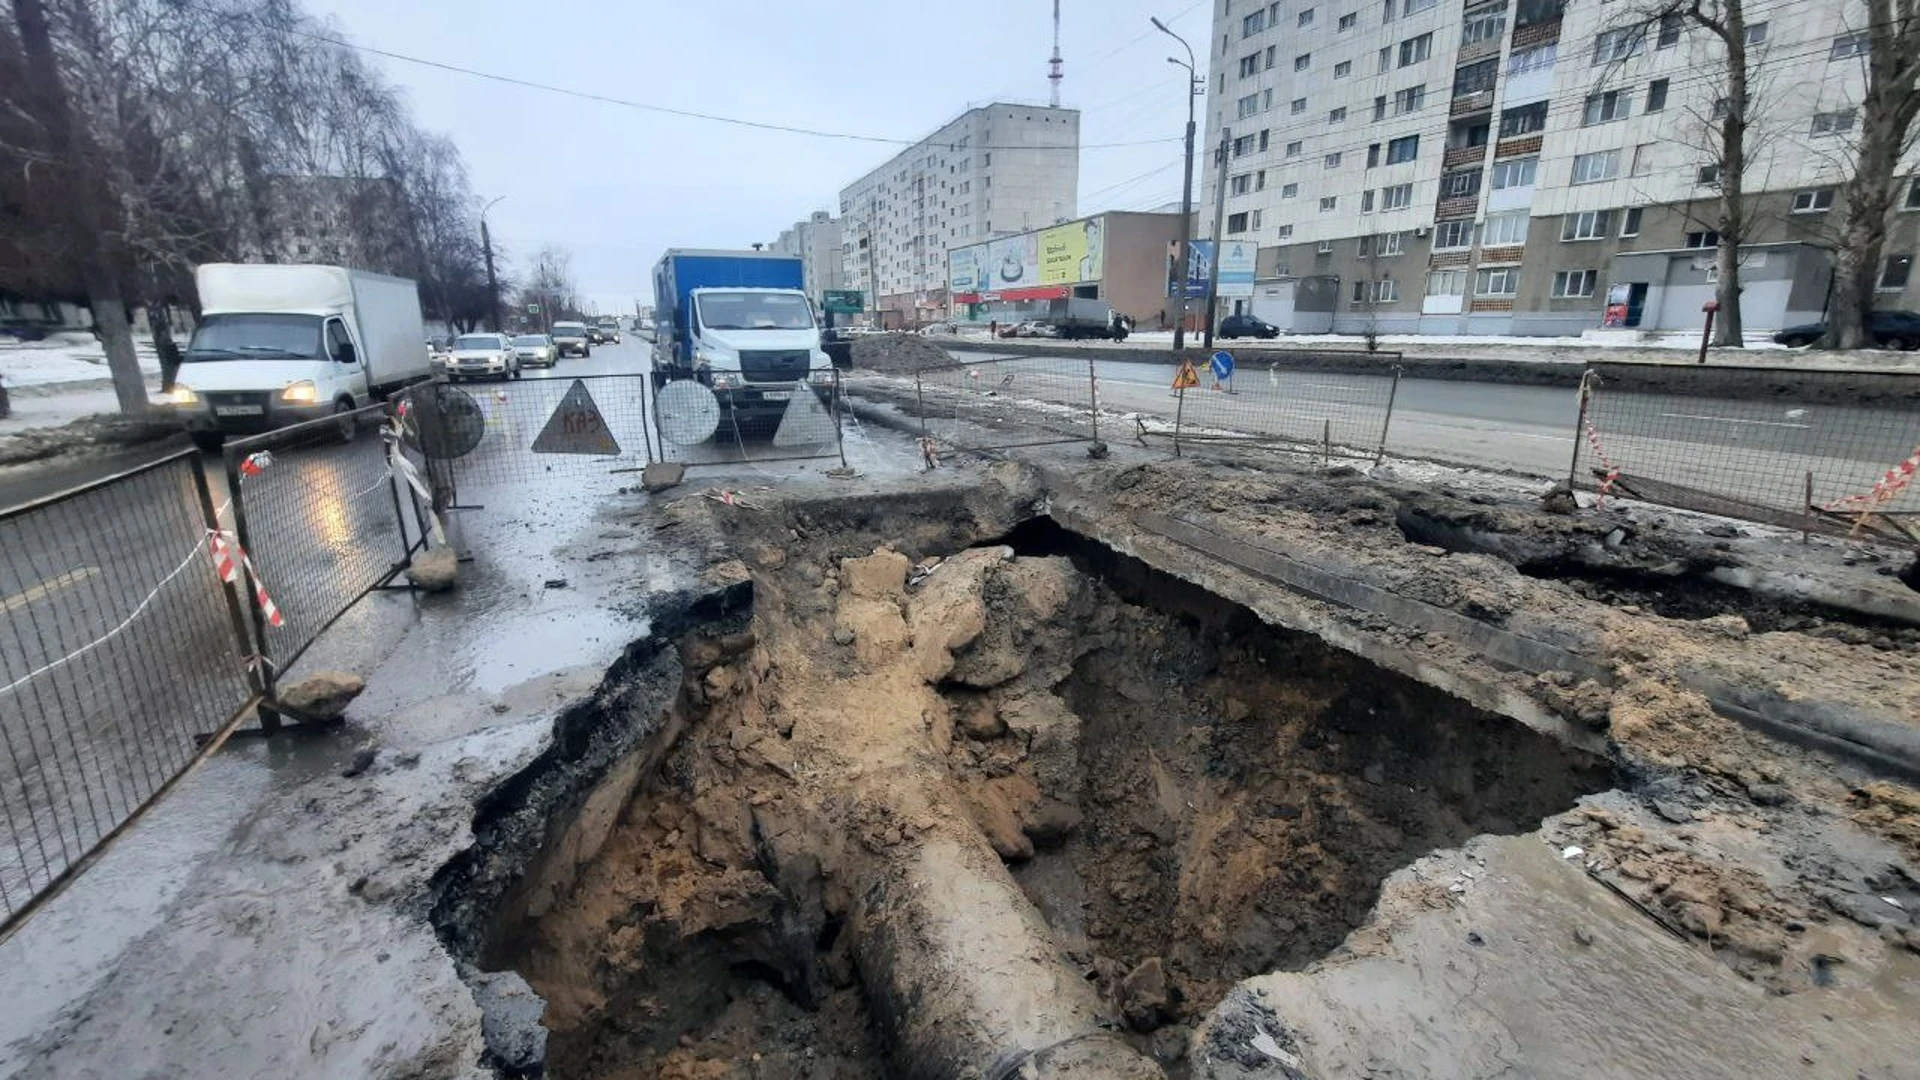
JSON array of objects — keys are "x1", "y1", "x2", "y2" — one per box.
[
  {"x1": 770, "y1": 211, "x2": 845, "y2": 305},
  {"x1": 838, "y1": 104, "x2": 1080, "y2": 325}
]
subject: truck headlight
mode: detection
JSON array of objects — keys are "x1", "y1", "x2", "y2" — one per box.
[
  {"x1": 165, "y1": 385, "x2": 200, "y2": 405},
  {"x1": 279, "y1": 380, "x2": 321, "y2": 404}
]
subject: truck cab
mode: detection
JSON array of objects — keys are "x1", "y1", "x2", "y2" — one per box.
[{"x1": 651, "y1": 249, "x2": 834, "y2": 426}]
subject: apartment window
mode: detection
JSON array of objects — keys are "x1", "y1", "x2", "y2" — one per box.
[
  {"x1": 1377, "y1": 183, "x2": 1409, "y2": 209},
  {"x1": 1264, "y1": 88, "x2": 1275, "y2": 109},
  {"x1": 1592, "y1": 26, "x2": 1644, "y2": 65},
  {"x1": 1383, "y1": 0, "x2": 1397, "y2": 18},
  {"x1": 1630, "y1": 144, "x2": 1655, "y2": 176},
  {"x1": 1426, "y1": 270, "x2": 1466, "y2": 296},
  {"x1": 1351, "y1": 279, "x2": 1372, "y2": 304},
  {"x1": 1232, "y1": 134, "x2": 1257, "y2": 156},
  {"x1": 1483, "y1": 210, "x2": 1529, "y2": 245},
  {"x1": 1256, "y1": 169, "x2": 1267, "y2": 190},
  {"x1": 1357, "y1": 235, "x2": 1374, "y2": 257},
  {"x1": 1339, "y1": 11, "x2": 1358, "y2": 30},
  {"x1": 1239, "y1": 53, "x2": 1261, "y2": 77},
  {"x1": 1379, "y1": 46, "x2": 1394, "y2": 72},
  {"x1": 1684, "y1": 229, "x2": 1720, "y2": 249},
  {"x1": 1394, "y1": 84, "x2": 1427, "y2": 113},
  {"x1": 1366, "y1": 143, "x2": 1381, "y2": 167},
  {"x1": 1881, "y1": 254, "x2": 1913, "y2": 290},
  {"x1": 1745, "y1": 21, "x2": 1768, "y2": 45},
  {"x1": 1499, "y1": 100, "x2": 1548, "y2": 137},
  {"x1": 1832, "y1": 32, "x2": 1870, "y2": 59},
  {"x1": 1318, "y1": 239, "x2": 1335, "y2": 253},
  {"x1": 1243, "y1": 10, "x2": 1267, "y2": 36},
  {"x1": 1571, "y1": 150, "x2": 1620, "y2": 184},
  {"x1": 1403, "y1": 0, "x2": 1437, "y2": 14},
  {"x1": 1299, "y1": 7, "x2": 1316, "y2": 26},
  {"x1": 1278, "y1": 224, "x2": 1294, "y2": 239},
  {"x1": 1321, "y1": 196, "x2": 1339, "y2": 210},
  {"x1": 1462, "y1": 7, "x2": 1507, "y2": 45},
  {"x1": 1362, "y1": 189, "x2": 1377, "y2": 211},
  {"x1": 1231, "y1": 173, "x2": 1254, "y2": 195},
  {"x1": 1296, "y1": 52, "x2": 1313, "y2": 71},
  {"x1": 1561, "y1": 209, "x2": 1612, "y2": 240},
  {"x1": 1330, "y1": 106, "x2": 1349, "y2": 123},
  {"x1": 1286, "y1": 140, "x2": 1303, "y2": 157},
  {"x1": 1552, "y1": 269, "x2": 1598, "y2": 298},
  {"x1": 1583, "y1": 90, "x2": 1631, "y2": 125},
  {"x1": 1454, "y1": 59, "x2": 1498, "y2": 96},
  {"x1": 1476, "y1": 267, "x2": 1520, "y2": 295},
  {"x1": 1283, "y1": 182, "x2": 1300, "y2": 198},
  {"x1": 1697, "y1": 162, "x2": 1721, "y2": 184},
  {"x1": 1507, "y1": 43, "x2": 1556, "y2": 75},
  {"x1": 1400, "y1": 32, "x2": 1433, "y2": 66},
  {"x1": 1292, "y1": 97, "x2": 1309, "y2": 115},
  {"x1": 1657, "y1": 13, "x2": 1682, "y2": 47},
  {"x1": 1434, "y1": 219, "x2": 1474, "y2": 249},
  {"x1": 1645, "y1": 78, "x2": 1669, "y2": 113},
  {"x1": 1620, "y1": 207, "x2": 1642, "y2": 236},
  {"x1": 1326, "y1": 152, "x2": 1345, "y2": 168},
  {"x1": 1237, "y1": 94, "x2": 1260, "y2": 119},
  {"x1": 1335, "y1": 60, "x2": 1353, "y2": 77},
  {"x1": 1228, "y1": 211, "x2": 1251, "y2": 233},
  {"x1": 1374, "y1": 95, "x2": 1389, "y2": 120},
  {"x1": 1907, "y1": 178, "x2": 1920, "y2": 209},
  {"x1": 1260, "y1": 129, "x2": 1271, "y2": 150},
  {"x1": 1444, "y1": 168, "x2": 1482, "y2": 197},
  {"x1": 1386, "y1": 134, "x2": 1420, "y2": 163},
  {"x1": 1491, "y1": 156, "x2": 1537, "y2": 189},
  {"x1": 1375, "y1": 278, "x2": 1401, "y2": 302},
  {"x1": 1812, "y1": 110, "x2": 1858, "y2": 136},
  {"x1": 1793, "y1": 187, "x2": 1836, "y2": 213},
  {"x1": 1378, "y1": 231, "x2": 1406, "y2": 255}
]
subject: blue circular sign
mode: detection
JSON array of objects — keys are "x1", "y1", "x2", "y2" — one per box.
[{"x1": 1210, "y1": 350, "x2": 1235, "y2": 381}]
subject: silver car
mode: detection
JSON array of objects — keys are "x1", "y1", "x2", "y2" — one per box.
[
  {"x1": 512, "y1": 334, "x2": 556, "y2": 368},
  {"x1": 448, "y1": 333, "x2": 519, "y2": 381}
]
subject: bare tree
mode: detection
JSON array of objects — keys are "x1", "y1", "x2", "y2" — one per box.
[{"x1": 1822, "y1": 0, "x2": 1920, "y2": 349}]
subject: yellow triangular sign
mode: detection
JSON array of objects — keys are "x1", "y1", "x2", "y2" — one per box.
[
  {"x1": 531, "y1": 379, "x2": 621, "y2": 456},
  {"x1": 1172, "y1": 359, "x2": 1200, "y2": 389}
]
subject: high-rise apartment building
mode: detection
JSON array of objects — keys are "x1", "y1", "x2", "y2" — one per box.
[
  {"x1": 770, "y1": 211, "x2": 845, "y2": 304},
  {"x1": 839, "y1": 104, "x2": 1080, "y2": 325},
  {"x1": 1204, "y1": 0, "x2": 1920, "y2": 335}
]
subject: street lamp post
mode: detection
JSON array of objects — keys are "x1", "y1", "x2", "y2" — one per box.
[
  {"x1": 1154, "y1": 16, "x2": 1202, "y2": 352},
  {"x1": 480, "y1": 194, "x2": 507, "y2": 334}
]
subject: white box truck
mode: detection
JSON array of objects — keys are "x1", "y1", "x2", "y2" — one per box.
[{"x1": 167, "y1": 263, "x2": 432, "y2": 447}]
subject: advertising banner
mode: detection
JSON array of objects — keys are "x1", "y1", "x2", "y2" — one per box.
[
  {"x1": 1169, "y1": 240, "x2": 1215, "y2": 299},
  {"x1": 986, "y1": 233, "x2": 1040, "y2": 292},
  {"x1": 1218, "y1": 240, "x2": 1256, "y2": 298},
  {"x1": 1039, "y1": 216, "x2": 1106, "y2": 285},
  {"x1": 948, "y1": 244, "x2": 986, "y2": 296}
]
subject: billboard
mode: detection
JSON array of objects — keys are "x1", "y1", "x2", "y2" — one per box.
[
  {"x1": 1038, "y1": 216, "x2": 1106, "y2": 285},
  {"x1": 949, "y1": 245, "x2": 985, "y2": 295},
  {"x1": 985, "y1": 232, "x2": 1040, "y2": 292},
  {"x1": 1218, "y1": 240, "x2": 1256, "y2": 298},
  {"x1": 1169, "y1": 240, "x2": 1215, "y2": 298}
]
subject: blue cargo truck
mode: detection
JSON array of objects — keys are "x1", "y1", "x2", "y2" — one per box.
[{"x1": 650, "y1": 249, "x2": 834, "y2": 425}]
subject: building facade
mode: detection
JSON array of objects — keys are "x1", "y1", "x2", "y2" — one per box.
[
  {"x1": 839, "y1": 103, "x2": 1080, "y2": 326},
  {"x1": 1204, "y1": 0, "x2": 1920, "y2": 336},
  {"x1": 770, "y1": 210, "x2": 846, "y2": 305},
  {"x1": 946, "y1": 211, "x2": 1188, "y2": 326}
]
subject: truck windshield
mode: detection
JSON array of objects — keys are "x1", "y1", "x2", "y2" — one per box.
[
  {"x1": 184, "y1": 313, "x2": 322, "y2": 361},
  {"x1": 697, "y1": 292, "x2": 814, "y2": 331}
]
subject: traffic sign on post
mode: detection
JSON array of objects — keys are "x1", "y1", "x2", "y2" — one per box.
[
  {"x1": 531, "y1": 379, "x2": 620, "y2": 455},
  {"x1": 823, "y1": 290, "x2": 864, "y2": 314},
  {"x1": 527, "y1": 303, "x2": 541, "y2": 314}
]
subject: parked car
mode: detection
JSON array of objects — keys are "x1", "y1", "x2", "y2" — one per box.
[
  {"x1": 551, "y1": 321, "x2": 592, "y2": 357},
  {"x1": 1217, "y1": 314, "x2": 1281, "y2": 340},
  {"x1": 512, "y1": 333, "x2": 557, "y2": 368},
  {"x1": 997, "y1": 320, "x2": 1057, "y2": 339},
  {"x1": 919, "y1": 321, "x2": 961, "y2": 336},
  {"x1": 1773, "y1": 310, "x2": 1920, "y2": 349},
  {"x1": 447, "y1": 332, "x2": 519, "y2": 381}
]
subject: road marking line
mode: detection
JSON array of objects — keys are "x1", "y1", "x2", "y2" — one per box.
[
  {"x1": 1658, "y1": 412, "x2": 1811, "y2": 429},
  {"x1": 0, "y1": 566, "x2": 101, "y2": 615}
]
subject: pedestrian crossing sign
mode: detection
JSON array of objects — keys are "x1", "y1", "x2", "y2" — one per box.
[{"x1": 1172, "y1": 359, "x2": 1200, "y2": 390}]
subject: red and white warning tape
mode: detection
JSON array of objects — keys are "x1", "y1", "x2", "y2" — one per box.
[
  {"x1": 1583, "y1": 413, "x2": 1620, "y2": 506},
  {"x1": 238, "y1": 450, "x2": 274, "y2": 478},
  {"x1": 208, "y1": 531, "x2": 283, "y2": 628},
  {"x1": 1825, "y1": 444, "x2": 1920, "y2": 512}
]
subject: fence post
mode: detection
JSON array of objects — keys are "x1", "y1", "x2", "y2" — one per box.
[
  {"x1": 193, "y1": 455, "x2": 268, "y2": 707},
  {"x1": 1804, "y1": 470, "x2": 1814, "y2": 544},
  {"x1": 221, "y1": 446, "x2": 279, "y2": 729},
  {"x1": 1086, "y1": 357, "x2": 1100, "y2": 449},
  {"x1": 914, "y1": 368, "x2": 934, "y2": 469},
  {"x1": 831, "y1": 368, "x2": 848, "y2": 469},
  {"x1": 1173, "y1": 386, "x2": 1186, "y2": 458},
  {"x1": 1568, "y1": 370, "x2": 1593, "y2": 492},
  {"x1": 1375, "y1": 364, "x2": 1402, "y2": 465},
  {"x1": 1322, "y1": 418, "x2": 1332, "y2": 467}
]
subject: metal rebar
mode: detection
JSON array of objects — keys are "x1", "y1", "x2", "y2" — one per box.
[{"x1": 1377, "y1": 364, "x2": 1402, "y2": 465}]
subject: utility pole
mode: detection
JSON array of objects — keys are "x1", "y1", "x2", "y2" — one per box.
[
  {"x1": 1153, "y1": 16, "x2": 1201, "y2": 352},
  {"x1": 480, "y1": 195, "x2": 506, "y2": 334},
  {"x1": 1203, "y1": 126, "x2": 1230, "y2": 350}
]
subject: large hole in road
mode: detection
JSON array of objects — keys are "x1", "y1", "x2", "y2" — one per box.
[{"x1": 454, "y1": 499, "x2": 1616, "y2": 1077}]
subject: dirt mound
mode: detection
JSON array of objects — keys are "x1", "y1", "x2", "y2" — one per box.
[
  {"x1": 0, "y1": 410, "x2": 183, "y2": 466},
  {"x1": 848, "y1": 332, "x2": 953, "y2": 374}
]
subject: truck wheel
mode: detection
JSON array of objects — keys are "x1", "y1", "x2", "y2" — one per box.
[{"x1": 333, "y1": 400, "x2": 358, "y2": 443}]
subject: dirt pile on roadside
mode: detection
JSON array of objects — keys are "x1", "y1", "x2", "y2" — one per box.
[
  {"x1": 0, "y1": 410, "x2": 183, "y2": 465},
  {"x1": 848, "y1": 332, "x2": 952, "y2": 374}
]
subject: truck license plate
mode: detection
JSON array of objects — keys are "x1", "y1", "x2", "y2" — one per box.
[
  {"x1": 759, "y1": 390, "x2": 792, "y2": 401},
  {"x1": 215, "y1": 404, "x2": 264, "y2": 417}
]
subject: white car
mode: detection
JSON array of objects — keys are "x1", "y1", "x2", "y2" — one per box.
[
  {"x1": 511, "y1": 333, "x2": 556, "y2": 368},
  {"x1": 447, "y1": 333, "x2": 519, "y2": 381}
]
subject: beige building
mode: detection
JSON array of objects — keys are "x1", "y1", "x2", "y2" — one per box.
[
  {"x1": 1204, "y1": 0, "x2": 1920, "y2": 335},
  {"x1": 946, "y1": 210, "x2": 1188, "y2": 326},
  {"x1": 839, "y1": 103, "x2": 1080, "y2": 326}
]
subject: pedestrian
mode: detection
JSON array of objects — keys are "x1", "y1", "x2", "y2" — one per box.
[{"x1": 990, "y1": 319, "x2": 999, "y2": 339}]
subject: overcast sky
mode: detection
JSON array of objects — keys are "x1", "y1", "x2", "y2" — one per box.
[{"x1": 303, "y1": 0, "x2": 1211, "y2": 314}]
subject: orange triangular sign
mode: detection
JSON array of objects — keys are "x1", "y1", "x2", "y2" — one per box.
[
  {"x1": 1172, "y1": 359, "x2": 1200, "y2": 389},
  {"x1": 531, "y1": 379, "x2": 621, "y2": 456}
]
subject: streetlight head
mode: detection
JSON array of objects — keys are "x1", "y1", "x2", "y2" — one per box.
[{"x1": 1150, "y1": 15, "x2": 1168, "y2": 31}]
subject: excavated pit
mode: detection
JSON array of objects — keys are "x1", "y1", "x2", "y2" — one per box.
[{"x1": 446, "y1": 495, "x2": 1618, "y2": 1078}]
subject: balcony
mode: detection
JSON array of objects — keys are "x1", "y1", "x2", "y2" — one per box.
[
  {"x1": 1444, "y1": 144, "x2": 1487, "y2": 168},
  {"x1": 1512, "y1": 19, "x2": 1561, "y2": 48},
  {"x1": 1478, "y1": 245, "x2": 1526, "y2": 266},
  {"x1": 1495, "y1": 135, "x2": 1544, "y2": 159},
  {"x1": 1451, "y1": 90, "x2": 1496, "y2": 117},
  {"x1": 1436, "y1": 195, "x2": 1480, "y2": 219},
  {"x1": 1470, "y1": 298, "x2": 1516, "y2": 313},
  {"x1": 1457, "y1": 37, "x2": 1501, "y2": 65}
]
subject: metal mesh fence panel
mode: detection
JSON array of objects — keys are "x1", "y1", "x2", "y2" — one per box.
[
  {"x1": 1146, "y1": 357, "x2": 1400, "y2": 461},
  {"x1": 653, "y1": 371, "x2": 846, "y2": 469},
  {"x1": 225, "y1": 404, "x2": 414, "y2": 671},
  {"x1": 0, "y1": 451, "x2": 255, "y2": 928},
  {"x1": 1575, "y1": 362, "x2": 1920, "y2": 544},
  {"x1": 913, "y1": 355, "x2": 1099, "y2": 452}
]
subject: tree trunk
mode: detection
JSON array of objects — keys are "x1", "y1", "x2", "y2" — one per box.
[
  {"x1": 1713, "y1": 8, "x2": 1749, "y2": 348},
  {"x1": 147, "y1": 277, "x2": 184, "y2": 393}
]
